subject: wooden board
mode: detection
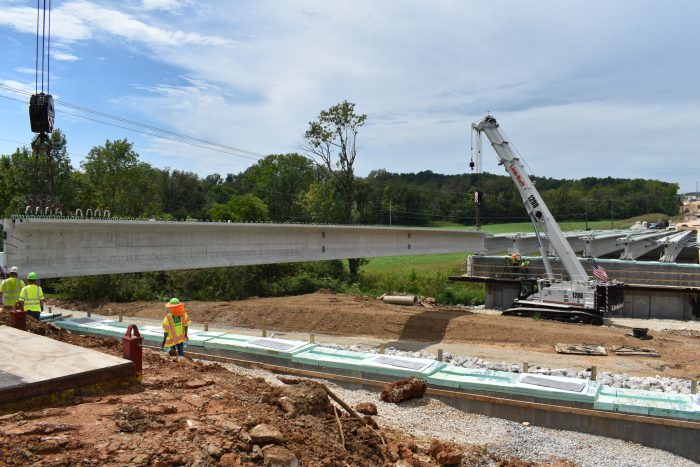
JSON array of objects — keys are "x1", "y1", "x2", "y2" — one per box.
[
  {"x1": 611, "y1": 345, "x2": 661, "y2": 358},
  {"x1": 554, "y1": 343, "x2": 607, "y2": 356}
]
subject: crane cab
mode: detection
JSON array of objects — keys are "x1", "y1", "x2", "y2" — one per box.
[
  {"x1": 29, "y1": 93, "x2": 55, "y2": 133},
  {"x1": 518, "y1": 278, "x2": 539, "y2": 300}
]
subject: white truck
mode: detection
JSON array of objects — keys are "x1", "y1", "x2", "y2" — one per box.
[{"x1": 471, "y1": 115, "x2": 624, "y2": 325}]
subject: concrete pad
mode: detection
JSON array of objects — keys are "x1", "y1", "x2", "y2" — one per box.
[{"x1": 0, "y1": 326, "x2": 135, "y2": 409}]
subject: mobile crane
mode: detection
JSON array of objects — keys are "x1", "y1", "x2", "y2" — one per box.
[{"x1": 471, "y1": 115, "x2": 624, "y2": 325}]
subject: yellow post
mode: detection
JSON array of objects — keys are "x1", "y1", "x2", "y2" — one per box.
[
  {"x1": 437, "y1": 349, "x2": 443, "y2": 362},
  {"x1": 119, "y1": 313, "x2": 123, "y2": 323},
  {"x1": 379, "y1": 343, "x2": 385, "y2": 354},
  {"x1": 692, "y1": 380, "x2": 697, "y2": 395},
  {"x1": 262, "y1": 318, "x2": 267, "y2": 337},
  {"x1": 591, "y1": 366, "x2": 597, "y2": 381},
  {"x1": 309, "y1": 333, "x2": 315, "y2": 344},
  {"x1": 204, "y1": 322, "x2": 209, "y2": 332},
  {"x1": 523, "y1": 362, "x2": 529, "y2": 373}
]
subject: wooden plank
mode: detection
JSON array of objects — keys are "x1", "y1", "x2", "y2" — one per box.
[
  {"x1": 555, "y1": 343, "x2": 607, "y2": 356},
  {"x1": 611, "y1": 345, "x2": 660, "y2": 358}
]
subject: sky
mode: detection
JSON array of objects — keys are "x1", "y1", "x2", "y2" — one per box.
[{"x1": 1, "y1": 0, "x2": 699, "y2": 192}]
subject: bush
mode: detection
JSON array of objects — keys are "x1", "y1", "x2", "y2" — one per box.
[{"x1": 54, "y1": 260, "x2": 350, "y2": 304}]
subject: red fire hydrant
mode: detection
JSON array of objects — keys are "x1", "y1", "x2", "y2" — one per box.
[
  {"x1": 122, "y1": 324, "x2": 144, "y2": 379},
  {"x1": 9, "y1": 301, "x2": 27, "y2": 331}
]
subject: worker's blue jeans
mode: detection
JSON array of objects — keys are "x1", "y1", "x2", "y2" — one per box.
[
  {"x1": 164, "y1": 343, "x2": 185, "y2": 357},
  {"x1": 27, "y1": 311, "x2": 41, "y2": 320}
]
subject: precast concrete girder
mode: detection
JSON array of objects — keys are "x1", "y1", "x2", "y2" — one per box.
[
  {"x1": 486, "y1": 231, "x2": 624, "y2": 256},
  {"x1": 508, "y1": 235, "x2": 545, "y2": 255},
  {"x1": 546, "y1": 232, "x2": 586, "y2": 256},
  {"x1": 483, "y1": 234, "x2": 546, "y2": 255},
  {"x1": 1, "y1": 218, "x2": 488, "y2": 278},
  {"x1": 582, "y1": 232, "x2": 627, "y2": 258},
  {"x1": 658, "y1": 230, "x2": 694, "y2": 263},
  {"x1": 619, "y1": 231, "x2": 668, "y2": 260},
  {"x1": 483, "y1": 235, "x2": 514, "y2": 254}
]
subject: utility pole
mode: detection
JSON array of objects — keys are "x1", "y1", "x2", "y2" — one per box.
[
  {"x1": 389, "y1": 197, "x2": 392, "y2": 227},
  {"x1": 585, "y1": 199, "x2": 589, "y2": 230},
  {"x1": 474, "y1": 191, "x2": 482, "y2": 231},
  {"x1": 610, "y1": 199, "x2": 614, "y2": 229}
]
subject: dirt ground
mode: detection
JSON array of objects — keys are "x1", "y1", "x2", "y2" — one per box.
[
  {"x1": 60, "y1": 291, "x2": 700, "y2": 380},
  {"x1": 0, "y1": 313, "x2": 575, "y2": 466}
]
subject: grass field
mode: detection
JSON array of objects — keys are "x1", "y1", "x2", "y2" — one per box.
[{"x1": 362, "y1": 252, "x2": 468, "y2": 275}]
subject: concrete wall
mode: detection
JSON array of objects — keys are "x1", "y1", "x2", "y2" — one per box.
[{"x1": 2, "y1": 218, "x2": 486, "y2": 278}]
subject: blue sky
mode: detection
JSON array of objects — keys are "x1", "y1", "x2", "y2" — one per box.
[{"x1": 1, "y1": 0, "x2": 699, "y2": 192}]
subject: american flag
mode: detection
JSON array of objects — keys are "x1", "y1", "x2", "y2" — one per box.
[{"x1": 592, "y1": 261, "x2": 609, "y2": 282}]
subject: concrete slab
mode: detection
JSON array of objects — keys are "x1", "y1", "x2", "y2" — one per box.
[{"x1": 0, "y1": 326, "x2": 135, "y2": 410}]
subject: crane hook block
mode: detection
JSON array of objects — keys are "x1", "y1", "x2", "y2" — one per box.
[{"x1": 29, "y1": 93, "x2": 55, "y2": 133}]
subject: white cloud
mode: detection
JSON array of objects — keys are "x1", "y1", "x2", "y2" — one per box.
[
  {"x1": 139, "y1": 0, "x2": 193, "y2": 11},
  {"x1": 0, "y1": 79, "x2": 35, "y2": 94},
  {"x1": 13, "y1": 67, "x2": 35, "y2": 75},
  {"x1": 53, "y1": 52, "x2": 79, "y2": 62},
  {"x1": 0, "y1": 1, "x2": 232, "y2": 46}
]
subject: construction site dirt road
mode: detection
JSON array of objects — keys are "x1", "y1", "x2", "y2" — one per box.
[{"x1": 59, "y1": 290, "x2": 700, "y2": 381}]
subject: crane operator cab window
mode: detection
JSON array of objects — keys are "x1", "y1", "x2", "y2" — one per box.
[
  {"x1": 29, "y1": 93, "x2": 55, "y2": 134},
  {"x1": 519, "y1": 279, "x2": 539, "y2": 300}
]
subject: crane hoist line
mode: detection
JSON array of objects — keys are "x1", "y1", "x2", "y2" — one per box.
[
  {"x1": 471, "y1": 115, "x2": 625, "y2": 325},
  {"x1": 27, "y1": 0, "x2": 60, "y2": 216}
]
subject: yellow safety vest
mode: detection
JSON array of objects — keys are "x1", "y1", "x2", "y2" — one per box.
[
  {"x1": 1, "y1": 278, "x2": 25, "y2": 306},
  {"x1": 20, "y1": 284, "x2": 44, "y2": 312},
  {"x1": 162, "y1": 312, "x2": 191, "y2": 347}
]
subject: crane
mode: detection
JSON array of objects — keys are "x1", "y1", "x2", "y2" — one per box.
[{"x1": 471, "y1": 115, "x2": 624, "y2": 325}]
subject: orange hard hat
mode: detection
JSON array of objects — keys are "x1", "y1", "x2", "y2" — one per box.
[{"x1": 166, "y1": 297, "x2": 185, "y2": 316}]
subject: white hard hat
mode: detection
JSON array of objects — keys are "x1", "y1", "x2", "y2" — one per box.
[{"x1": 9, "y1": 266, "x2": 18, "y2": 274}]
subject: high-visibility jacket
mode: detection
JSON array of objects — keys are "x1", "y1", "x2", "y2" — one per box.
[
  {"x1": 162, "y1": 312, "x2": 191, "y2": 347},
  {"x1": 20, "y1": 284, "x2": 44, "y2": 312},
  {"x1": 1, "y1": 278, "x2": 25, "y2": 306}
]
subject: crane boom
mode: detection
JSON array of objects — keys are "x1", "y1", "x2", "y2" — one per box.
[{"x1": 472, "y1": 115, "x2": 588, "y2": 281}]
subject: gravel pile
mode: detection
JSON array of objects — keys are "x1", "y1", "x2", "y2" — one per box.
[
  {"x1": 217, "y1": 361, "x2": 697, "y2": 467},
  {"x1": 321, "y1": 343, "x2": 695, "y2": 394}
]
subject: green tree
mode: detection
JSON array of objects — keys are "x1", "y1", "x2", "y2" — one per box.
[
  {"x1": 157, "y1": 169, "x2": 206, "y2": 219},
  {"x1": 303, "y1": 101, "x2": 367, "y2": 280},
  {"x1": 238, "y1": 153, "x2": 316, "y2": 222},
  {"x1": 79, "y1": 139, "x2": 160, "y2": 216},
  {"x1": 209, "y1": 194, "x2": 269, "y2": 222}
]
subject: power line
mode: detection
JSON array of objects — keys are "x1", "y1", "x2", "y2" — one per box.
[
  {"x1": 0, "y1": 84, "x2": 268, "y2": 160},
  {"x1": 0, "y1": 92, "x2": 262, "y2": 162}
]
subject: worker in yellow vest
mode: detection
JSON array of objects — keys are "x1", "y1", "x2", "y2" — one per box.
[
  {"x1": 0, "y1": 266, "x2": 25, "y2": 309},
  {"x1": 19, "y1": 272, "x2": 44, "y2": 320},
  {"x1": 161, "y1": 298, "x2": 191, "y2": 358}
]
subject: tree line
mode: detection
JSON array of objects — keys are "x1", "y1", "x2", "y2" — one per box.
[{"x1": 0, "y1": 134, "x2": 680, "y2": 227}]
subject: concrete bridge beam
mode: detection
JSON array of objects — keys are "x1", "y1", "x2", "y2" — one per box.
[{"x1": 2, "y1": 218, "x2": 487, "y2": 278}]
